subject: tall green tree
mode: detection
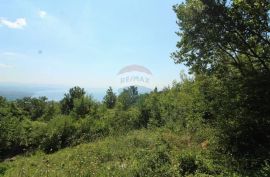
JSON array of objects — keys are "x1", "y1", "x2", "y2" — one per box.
[
  {"x1": 0, "y1": 96, "x2": 9, "y2": 117},
  {"x1": 172, "y1": 0, "x2": 270, "y2": 75},
  {"x1": 15, "y1": 97, "x2": 48, "y2": 120},
  {"x1": 103, "y1": 87, "x2": 117, "y2": 109},
  {"x1": 60, "y1": 86, "x2": 86, "y2": 115},
  {"x1": 118, "y1": 86, "x2": 139, "y2": 110},
  {"x1": 72, "y1": 96, "x2": 96, "y2": 118},
  {"x1": 173, "y1": 0, "x2": 270, "y2": 166}
]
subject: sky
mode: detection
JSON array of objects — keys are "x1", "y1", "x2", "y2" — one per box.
[{"x1": 0, "y1": 0, "x2": 185, "y2": 89}]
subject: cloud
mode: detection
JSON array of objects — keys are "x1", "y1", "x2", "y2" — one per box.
[
  {"x1": 38, "y1": 10, "x2": 47, "y2": 18},
  {"x1": 0, "y1": 18, "x2": 27, "y2": 29},
  {"x1": 0, "y1": 52, "x2": 27, "y2": 58},
  {"x1": 0, "y1": 63, "x2": 13, "y2": 69},
  {"x1": 2, "y1": 52, "x2": 18, "y2": 56}
]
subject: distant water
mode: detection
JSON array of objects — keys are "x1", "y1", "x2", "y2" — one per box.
[
  {"x1": 33, "y1": 89, "x2": 106, "y2": 101},
  {"x1": 0, "y1": 83, "x2": 152, "y2": 102},
  {"x1": 0, "y1": 83, "x2": 106, "y2": 101},
  {"x1": 12, "y1": 87, "x2": 152, "y2": 101},
  {"x1": 32, "y1": 89, "x2": 67, "y2": 101}
]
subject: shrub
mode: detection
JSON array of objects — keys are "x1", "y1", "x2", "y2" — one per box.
[
  {"x1": 0, "y1": 116, "x2": 47, "y2": 158},
  {"x1": 41, "y1": 116, "x2": 76, "y2": 153},
  {"x1": 135, "y1": 146, "x2": 174, "y2": 177},
  {"x1": 178, "y1": 151, "x2": 222, "y2": 176},
  {"x1": 72, "y1": 96, "x2": 97, "y2": 118},
  {"x1": 255, "y1": 161, "x2": 270, "y2": 177},
  {"x1": 75, "y1": 117, "x2": 109, "y2": 143},
  {"x1": 0, "y1": 116, "x2": 23, "y2": 158},
  {"x1": 105, "y1": 108, "x2": 141, "y2": 134},
  {"x1": 178, "y1": 152, "x2": 199, "y2": 176},
  {"x1": 0, "y1": 163, "x2": 8, "y2": 176},
  {"x1": 19, "y1": 119, "x2": 47, "y2": 150},
  {"x1": 15, "y1": 97, "x2": 48, "y2": 120}
]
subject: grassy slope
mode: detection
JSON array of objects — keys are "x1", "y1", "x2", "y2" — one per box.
[{"x1": 0, "y1": 128, "x2": 213, "y2": 177}]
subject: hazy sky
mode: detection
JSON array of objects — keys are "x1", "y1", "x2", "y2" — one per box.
[{"x1": 0, "y1": 0, "x2": 185, "y2": 89}]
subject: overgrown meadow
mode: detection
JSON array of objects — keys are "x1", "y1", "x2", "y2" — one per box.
[{"x1": 1, "y1": 0, "x2": 270, "y2": 176}]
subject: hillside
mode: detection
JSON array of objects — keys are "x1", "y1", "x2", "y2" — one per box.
[
  {"x1": 1, "y1": 0, "x2": 270, "y2": 176},
  {"x1": 0, "y1": 128, "x2": 235, "y2": 177}
]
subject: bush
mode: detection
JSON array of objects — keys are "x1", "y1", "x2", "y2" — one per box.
[
  {"x1": 41, "y1": 116, "x2": 76, "y2": 153},
  {"x1": 0, "y1": 163, "x2": 8, "y2": 176},
  {"x1": 104, "y1": 108, "x2": 141, "y2": 134},
  {"x1": 178, "y1": 151, "x2": 225, "y2": 176},
  {"x1": 255, "y1": 161, "x2": 270, "y2": 177},
  {"x1": 0, "y1": 116, "x2": 47, "y2": 158},
  {"x1": 15, "y1": 97, "x2": 48, "y2": 120},
  {"x1": 178, "y1": 152, "x2": 199, "y2": 176},
  {"x1": 75, "y1": 117, "x2": 109, "y2": 143},
  {"x1": 0, "y1": 116, "x2": 23, "y2": 158},
  {"x1": 135, "y1": 146, "x2": 174, "y2": 177},
  {"x1": 19, "y1": 119, "x2": 47, "y2": 150},
  {"x1": 71, "y1": 96, "x2": 97, "y2": 118}
]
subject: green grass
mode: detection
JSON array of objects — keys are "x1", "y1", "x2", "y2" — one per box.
[{"x1": 0, "y1": 128, "x2": 234, "y2": 177}]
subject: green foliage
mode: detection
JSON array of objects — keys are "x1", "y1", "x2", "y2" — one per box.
[
  {"x1": 0, "y1": 1, "x2": 269, "y2": 176},
  {"x1": 136, "y1": 94, "x2": 150, "y2": 128},
  {"x1": 0, "y1": 129, "x2": 243, "y2": 177},
  {"x1": 0, "y1": 76, "x2": 267, "y2": 176},
  {"x1": 173, "y1": 0, "x2": 270, "y2": 170},
  {"x1": 0, "y1": 116, "x2": 22, "y2": 158},
  {"x1": 178, "y1": 151, "x2": 218, "y2": 176},
  {"x1": 117, "y1": 86, "x2": 139, "y2": 110},
  {"x1": 143, "y1": 91, "x2": 163, "y2": 127},
  {"x1": 256, "y1": 161, "x2": 270, "y2": 177},
  {"x1": 19, "y1": 119, "x2": 47, "y2": 150},
  {"x1": 0, "y1": 130, "x2": 175, "y2": 177},
  {"x1": 0, "y1": 97, "x2": 9, "y2": 117},
  {"x1": 0, "y1": 163, "x2": 8, "y2": 176},
  {"x1": 15, "y1": 97, "x2": 48, "y2": 120},
  {"x1": 75, "y1": 117, "x2": 109, "y2": 143},
  {"x1": 101, "y1": 107, "x2": 141, "y2": 134},
  {"x1": 103, "y1": 87, "x2": 117, "y2": 109},
  {"x1": 172, "y1": 0, "x2": 270, "y2": 74},
  {"x1": 60, "y1": 86, "x2": 86, "y2": 114},
  {"x1": 41, "y1": 116, "x2": 76, "y2": 153},
  {"x1": 178, "y1": 152, "x2": 198, "y2": 176},
  {"x1": 42, "y1": 101, "x2": 60, "y2": 121},
  {"x1": 72, "y1": 96, "x2": 97, "y2": 118},
  {"x1": 0, "y1": 117, "x2": 46, "y2": 159},
  {"x1": 135, "y1": 145, "x2": 174, "y2": 177}
]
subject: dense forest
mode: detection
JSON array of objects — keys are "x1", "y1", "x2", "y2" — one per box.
[{"x1": 1, "y1": 0, "x2": 270, "y2": 176}]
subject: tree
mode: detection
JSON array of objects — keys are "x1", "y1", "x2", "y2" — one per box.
[
  {"x1": 15, "y1": 97, "x2": 48, "y2": 120},
  {"x1": 117, "y1": 86, "x2": 139, "y2": 110},
  {"x1": 60, "y1": 86, "x2": 86, "y2": 115},
  {"x1": 69, "y1": 86, "x2": 86, "y2": 99},
  {"x1": 43, "y1": 101, "x2": 60, "y2": 121},
  {"x1": 144, "y1": 92, "x2": 163, "y2": 127},
  {"x1": 172, "y1": 0, "x2": 270, "y2": 75},
  {"x1": 103, "y1": 87, "x2": 117, "y2": 109},
  {"x1": 72, "y1": 96, "x2": 96, "y2": 118},
  {"x1": 173, "y1": 0, "x2": 270, "y2": 166},
  {"x1": 0, "y1": 97, "x2": 9, "y2": 117}
]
